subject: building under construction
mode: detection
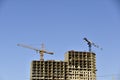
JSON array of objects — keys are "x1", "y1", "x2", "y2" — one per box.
[{"x1": 30, "y1": 50, "x2": 96, "y2": 80}]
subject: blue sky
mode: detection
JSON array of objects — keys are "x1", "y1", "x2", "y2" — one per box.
[{"x1": 0, "y1": 0, "x2": 120, "y2": 80}]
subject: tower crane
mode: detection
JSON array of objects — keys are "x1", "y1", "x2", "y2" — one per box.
[
  {"x1": 83, "y1": 37, "x2": 102, "y2": 52},
  {"x1": 17, "y1": 43, "x2": 54, "y2": 61}
]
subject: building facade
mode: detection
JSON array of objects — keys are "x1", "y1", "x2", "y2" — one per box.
[
  {"x1": 65, "y1": 51, "x2": 96, "y2": 80},
  {"x1": 30, "y1": 60, "x2": 68, "y2": 80},
  {"x1": 30, "y1": 50, "x2": 96, "y2": 80}
]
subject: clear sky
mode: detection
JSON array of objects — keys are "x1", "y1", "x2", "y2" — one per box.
[{"x1": 0, "y1": 0, "x2": 120, "y2": 80}]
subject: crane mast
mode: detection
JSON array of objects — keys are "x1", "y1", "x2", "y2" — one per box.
[
  {"x1": 83, "y1": 37, "x2": 92, "y2": 52},
  {"x1": 17, "y1": 43, "x2": 54, "y2": 61}
]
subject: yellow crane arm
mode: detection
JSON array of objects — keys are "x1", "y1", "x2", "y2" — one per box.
[{"x1": 17, "y1": 44, "x2": 39, "y2": 52}]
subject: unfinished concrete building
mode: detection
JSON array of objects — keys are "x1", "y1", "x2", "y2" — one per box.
[
  {"x1": 30, "y1": 50, "x2": 96, "y2": 80},
  {"x1": 30, "y1": 60, "x2": 68, "y2": 80},
  {"x1": 65, "y1": 50, "x2": 96, "y2": 80}
]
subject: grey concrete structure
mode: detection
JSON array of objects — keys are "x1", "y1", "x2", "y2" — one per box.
[
  {"x1": 30, "y1": 50, "x2": 96, "y2": 80},
  {"x1": 65, "y1": 51, "x2": 96, "y2": 80}
]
